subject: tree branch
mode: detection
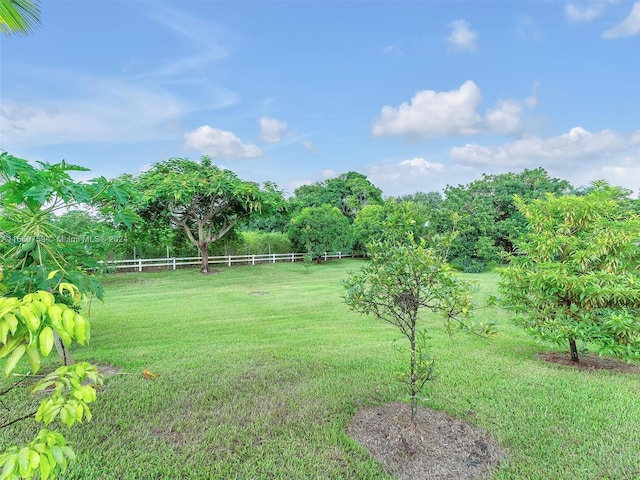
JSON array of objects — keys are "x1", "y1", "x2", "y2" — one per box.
[{"x1": 0, "y1": 410, "x2": 37, "y2": 429}]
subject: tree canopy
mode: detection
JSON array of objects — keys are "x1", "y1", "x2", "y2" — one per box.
[
  {"x1": 0, "y1": 153, "x2": 137, "y2": 299},
  {"x1": 292, "y1": 171, "x2": 383, "y2": 221},
  {"x1": 136, "y1": 157, "x2": 284, "y2": 273},
  {"x1": 286, "y1": 205, "x2": 353, "y2": 261},
  {"x1": 353, "y1": 200, "x2": 431, "y2": 253},
  {"x1": 431, "y1": 168, "x2": 572, "y2": 270},
  {"x1": 499, "y1": 184, "x2": 640, "y2": 362}
]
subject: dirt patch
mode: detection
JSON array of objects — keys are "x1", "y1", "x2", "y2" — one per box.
[
  {"x1": 250, "y1": 291, "x2": 268, "y2": 296},
  {"x1": 348, "y1": 402, "x2": 503, "y2": 480},
  {"x1": 96, "y1": 364, "x2": 123, "y2": 377},
  {"x1": 535, "y1": 352, "x2": 640, "y2": 374}
]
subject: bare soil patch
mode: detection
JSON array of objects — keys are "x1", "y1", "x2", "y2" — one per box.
[
  {"x1": 535, "y1": 352, "x2": 640, "y2": 374},
  {"x1": 97, "y1": 364, "x2": 123, "y2": 377},
  {"x1": 348, "y1": 402, "x2": 504, "y2": 480}
]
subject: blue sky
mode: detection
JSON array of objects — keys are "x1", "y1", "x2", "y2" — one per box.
[{"x1": 1, "y1": 1, "x2": 639, "y2": 197}]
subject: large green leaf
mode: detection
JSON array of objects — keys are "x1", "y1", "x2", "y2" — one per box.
[{"x1": 0, "y1": 0, "x2": 41, "y2": 37}]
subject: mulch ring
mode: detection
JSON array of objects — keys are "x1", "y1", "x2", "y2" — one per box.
[
  {"x1": 348, "y1": 402, "x2": 504, "y2": 480},
  {"x1": 535, "y1": 352, "x2": 640, "y2": 374}
]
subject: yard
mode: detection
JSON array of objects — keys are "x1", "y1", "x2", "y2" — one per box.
[{"x1": 2, "y1": 260, "x2": 639, "y2": 479}]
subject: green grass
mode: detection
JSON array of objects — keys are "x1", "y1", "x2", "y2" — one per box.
[{"x1": 2, "y1": 261, "x2": 640, "y2": 479}]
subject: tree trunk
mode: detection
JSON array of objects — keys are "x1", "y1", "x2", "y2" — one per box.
[
  {"x1": 199, "y1": 242, "x2": 209, "y2": 274},
  {"x1": 410, "y1": 328, "x2": 418, "y2": 425},
  {"x1": 54, "y1": 331, "x2": 73, "y2": 366},
  {"x1": 569, "y1": 337, "x2": 579, "y2": 363}
]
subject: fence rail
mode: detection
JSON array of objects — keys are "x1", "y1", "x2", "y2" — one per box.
[{"x1": 102, "y1": 252, "x2": 364, "y2": 272}]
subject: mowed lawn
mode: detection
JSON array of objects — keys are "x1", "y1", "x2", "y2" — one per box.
[{"x1": 3, "y1": 260, "x2": 640, "y2": 479}]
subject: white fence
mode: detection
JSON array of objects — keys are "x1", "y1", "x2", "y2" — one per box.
[{"x1": 103, "y1": 252, "x2": 363, "y2": 272}]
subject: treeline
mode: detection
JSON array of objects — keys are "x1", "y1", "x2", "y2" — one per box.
[{"x1": 23, "y1": 159, "x2": 633, "y2": 272}]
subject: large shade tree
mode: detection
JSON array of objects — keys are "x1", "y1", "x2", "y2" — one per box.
[
  {"x1": 137, "y1": 157, "x2": 284, "y2": 273},
  {"x1": 499, "y1": 184, "x2": 640, "y2": 363}
]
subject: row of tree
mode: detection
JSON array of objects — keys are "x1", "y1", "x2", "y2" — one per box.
[
  {"x1": 344, "y1": 176, "x2": 640, "y2": 425},
  {"x1": 28, "y1": 157, "x2": 622, "y2": 275}
]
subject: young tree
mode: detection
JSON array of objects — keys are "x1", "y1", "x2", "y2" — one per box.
[
  {"x1": 286, "y1": 205, "x2": 353, "y2": 262},
  {"x1": 0, "y1": 153, "x2": 137, "y2": 309},
  {"x1": 0, "y1": 284, "x2": 102, "y2": 480},
  {"x1": 137, "y1": 157, "x2": 284, "y2": 274},
  {"x1": 344, "y1": 209, "x2": 493, "y2": 423},
  {"x1": 499, "y1": 184, "x2": 640, "y2": 363},
  {"x1": 0, "y1": 152, "x2": 134, "y2": 479}
]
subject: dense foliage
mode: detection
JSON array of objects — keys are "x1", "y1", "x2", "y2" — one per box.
[
  {"x1": 291, "y1": 171, "x2": 383, "y2": 221},
  {"x1": 499, "y1": 185, "x2": 640, "y2": 362},
  {"x1": 0, "y1": 0, "x2": 40, "y2": 37},
  {"x1": 353, "y1": 200, "x2": 430, "y2": 253},
  {"x1": 0, "y1": 153, "x2": 136, "y2": 300},
  {"x1": 431, "y1": 168, "x2": 571, "y2": 270},
  {"x1": 136, "y1": 157, "x2": 285, "y2": 273},
  {"x1": 0, "y1": 153, "x2": 132, "y2": 479},
  {"x1": 286, "y1": 205, "x2": 354, "y2": 261}
]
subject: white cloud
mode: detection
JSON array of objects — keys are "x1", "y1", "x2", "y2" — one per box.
[
  {"x1": 450, "y1": 127, "x2": 640, "y2": 167},
  {"x1": 516, "y1": 15, "x2": 542, "y2": 40},
  {"x1": 302, "y1": 140, "x2": 319, "y2": 154},
  {"x1": 321, "y1": 169, "x2": 336, "y2": 179},
  {"x1": 184, "y1": 126, "x2": 263, "y2": 159},
  {"x1": 366, "y1": 158, "x2": 446, "y2": 196},
  {"x1": 565, "y1": 2, "x2": 605, "y2": 22},
  {"x1": 485, "y1": 100, "x2": 525, "y2": 135},
  {"x1": 372, "y1": 81, "x2": 536, "y2": 138},
  {"x1": 382, "y1": 45, "x2": 404, "y2": 55},
  {"x1": 603, "y1": 0, "x2": 640, "y2": 38},
  {"x1": 0, "y1": 80, "x2": 185, "y2": 148},
  {"x1": 373, "y1": 81, "x2": 483, "y2": 138},
  {"x1": 259, "y1": 117, "x2": 288, "y2": 143},
  {"x1": 142, "y1": 7, "x2": 231, "y2": 79},
  {"x1": 447, "y1": 20, "x2": 478, "y2": 52}
]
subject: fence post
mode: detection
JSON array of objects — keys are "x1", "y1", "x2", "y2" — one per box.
[
  {"x1": 228, "y1": 255, "x2": 231, "y2": 267},
  {"x1": 338, "y1": 251, "x2": 342, "y2": 259},
  {"x1": 252, "y1": 254, "x2": 255, "y2": 266},
  {"x1": 291, "y1": 253, "x2": 294, "y2": 262},
  {"x1": 172, "y1": 258, "x2": 176, "y2": 270},
  {"x1": 324, "y1": 252, "x2": 328, "y2": 261},
  {"x1": 138, "y1": 258, "x2": 142, "y2": 272},
  {"x1": 272, "y1": 253, "x2": 276, "y2": 264}
]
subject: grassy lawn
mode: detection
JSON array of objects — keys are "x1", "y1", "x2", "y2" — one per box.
[{"x1": 2, "y1": 260, "x2": 640, "y2": 479}]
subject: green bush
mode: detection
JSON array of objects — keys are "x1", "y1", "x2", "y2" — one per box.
[
  {"x1": 456, "y1": 256, "x2": 486, "y2": 273},
  {"x1": 240, "y1": 231, "x2": 294, "y2": 255}
]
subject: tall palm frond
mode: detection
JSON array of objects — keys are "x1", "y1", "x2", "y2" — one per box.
[{"x1": 0, "y1": 0, "x2": 41, "y2": 37}]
